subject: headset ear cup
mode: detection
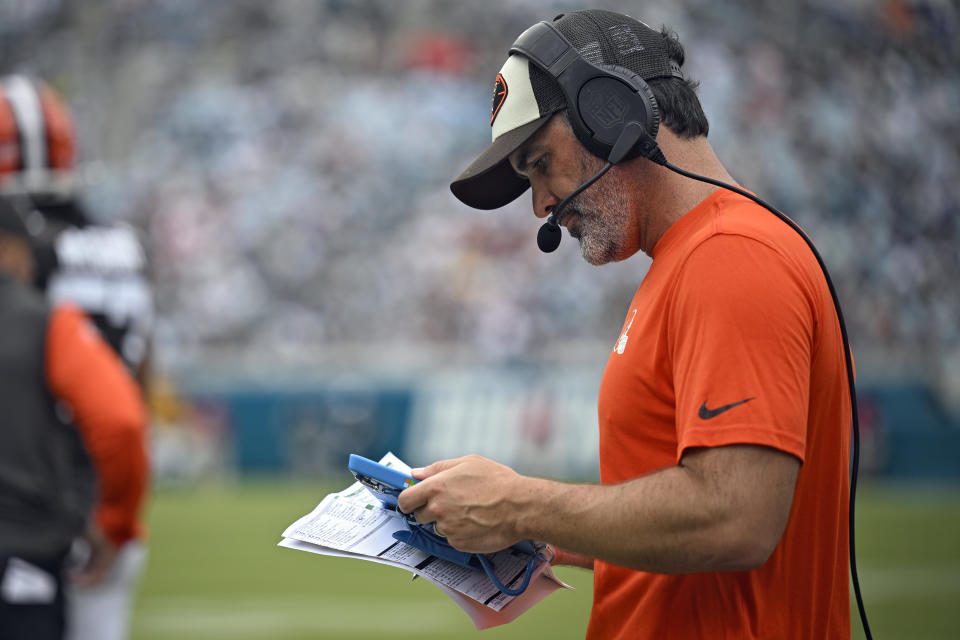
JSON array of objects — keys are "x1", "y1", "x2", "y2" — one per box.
[
  {"x1": 596, "y1": 64, "x2": 660, "y2": 160},
  {"x1": 568, "y1": 65, "x2": 660, "y2": 163},
  {"x1": 566, "y1": 107, "x2": 611, "y2": 161}
]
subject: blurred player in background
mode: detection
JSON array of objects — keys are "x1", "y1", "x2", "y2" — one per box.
[
  {"x1": 0, "y1": 198, "x2": 148, "y2": 640},
  {"x1": 0, "y1": 74, "x2": 153, "y2": 640},
  {"x1": 401, "y1": 10, "x2": 854, "y2": 639}
]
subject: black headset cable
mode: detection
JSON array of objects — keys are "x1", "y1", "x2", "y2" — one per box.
[{"x1": 658, "y1": 158, "x2": 872, "y2": 640}]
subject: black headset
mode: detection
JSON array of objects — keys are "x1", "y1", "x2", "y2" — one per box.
[
  {"x1": 510, "y1": 21, "x2": 675, "y2": 166},
  {"x1": 512, "y1": 20, "x2": 874, "y2": 640}
]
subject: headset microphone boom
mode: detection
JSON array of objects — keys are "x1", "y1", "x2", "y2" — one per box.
[
  {"x1": 536, "y1": 161, "x2": 612, "y2": 253},
  {"x1": 536, "y1": 122, "x2": 646, "y2": 253}
]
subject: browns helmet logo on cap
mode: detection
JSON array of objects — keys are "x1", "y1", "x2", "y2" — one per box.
[{"x1": 490, "y1": 73, "x2": 508, "y2": 126}]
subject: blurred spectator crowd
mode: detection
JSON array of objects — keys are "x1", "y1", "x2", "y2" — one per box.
[{"x1": 1, "y1": 0, "x2": 958, "y2": 406}]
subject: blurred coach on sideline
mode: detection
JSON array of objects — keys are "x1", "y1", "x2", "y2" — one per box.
[
  {"x1": 0, "y1": 198, "x2": 149, "y2": 640},
  {"x1": 0, "y1": 73, "x2": 154, "y2": 640}
]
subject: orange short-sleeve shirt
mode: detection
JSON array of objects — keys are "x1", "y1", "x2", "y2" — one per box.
[{"x1": 589, "y1": 189, "x2": 851, "y2": 639}]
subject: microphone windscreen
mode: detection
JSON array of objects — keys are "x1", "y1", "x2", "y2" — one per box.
[{"x1": 537, "y1": 222, "x2": 561, "y2": 253}]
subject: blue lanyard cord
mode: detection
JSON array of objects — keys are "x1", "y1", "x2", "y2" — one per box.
[
  {"x1": 479, "y1": 543, "x2": 554, "y2": 597},
  {"x1": 478, "y1": 552, "x2": 539, "y2": 597},
  {"x1": 395, "y1": 510, "x2": 556, "y2": 598}
]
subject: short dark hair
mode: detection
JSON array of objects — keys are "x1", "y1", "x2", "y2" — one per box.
[{"x1": 647, "y1": 27, "x2": 709, "y2": 139}]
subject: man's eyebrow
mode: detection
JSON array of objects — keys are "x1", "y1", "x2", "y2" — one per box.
[
  {"x1": 512, "y1": 143, "x2": 542, "y2": 174},
  {"x1": 512, "y1": 148, "x2": 531, "y2": 174}
]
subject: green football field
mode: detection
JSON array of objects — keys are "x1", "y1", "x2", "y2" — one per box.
[{"x1": 131, "y1": 479, "x2": 960, "y2": 639}]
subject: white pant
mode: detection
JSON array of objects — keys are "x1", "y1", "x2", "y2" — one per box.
[{"x1": 66, "y1": 541, "x2": 147, "y2": 640}]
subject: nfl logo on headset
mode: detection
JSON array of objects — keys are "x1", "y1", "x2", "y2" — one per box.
[{"x1": 582, "y1": 85, "x2": 628, "y2": 128}]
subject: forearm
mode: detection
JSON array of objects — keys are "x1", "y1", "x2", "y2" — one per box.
[
  {"x1": 92, "y1": 431, "x2": 149, "y2": 544},
  {"x1": 517, "y1": 449, "x2": 795, "y2": 574},
  {"x1": 517, "y1": 473, "x2": 732, "y2": 573},
  {"x1": 401, "y1": 447, "x2": 797, "y2": 573},
  {"x1": 62, "y1": 370, "x2": 148, "y2": 544}
]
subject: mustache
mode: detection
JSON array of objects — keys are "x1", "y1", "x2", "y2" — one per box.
[{"x1": 561, "y1": 203, "x2": 585, "y2": 239}]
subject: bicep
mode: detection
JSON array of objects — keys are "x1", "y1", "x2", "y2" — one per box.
[
  {"x1": 46, "y1": 306, "x2": 146, "y2": 438},
  {"x1": 681, "y1": 444, "x2": 800, "y2": 563}
]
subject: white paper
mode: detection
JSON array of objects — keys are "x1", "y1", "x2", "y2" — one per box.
[{"x1": 278, "y1": 452, "x2": 572, "y2": 629}]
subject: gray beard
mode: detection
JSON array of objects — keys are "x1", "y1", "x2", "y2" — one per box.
[{"x1": 568, "y1": 170, "x2": 631, "y2": 266}]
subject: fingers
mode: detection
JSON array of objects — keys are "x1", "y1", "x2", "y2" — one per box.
[
  {"x1": 397, "y1": 482, "x2": 426, "y2": 515},
  {"x1": 398, "y1": 467, "x2": 449, "y2": 534},
  {"x1": 398, "y1": 501, "x2": 446, "y2": 540},
  {"x1": 396, "y1": 455, "x2": 491, "y2": 543},
  {"x1": 410, "y1": 456, "x2": 466, "y2": 480},
  {"x1": 70, "y1": 565, "x2": 105, "y2": 588},
  {"x1": 398, "y1": 457, "x2": 463, "y2": 513},
  {"x1": 69, "y1": 550, "x2": 117, "y2": 587}
]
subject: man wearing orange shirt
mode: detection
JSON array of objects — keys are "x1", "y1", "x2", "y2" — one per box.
[
  {"x1": 0, "y1": 198, "x2": 149, "y2": 640},
  {"x1": 399, "y1": 10, "x2": 852, "y2": 639}
]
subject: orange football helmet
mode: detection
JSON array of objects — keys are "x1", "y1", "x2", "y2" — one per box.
[{"x1": 0, "y1": 74, "x2": 76, "y2": 194}]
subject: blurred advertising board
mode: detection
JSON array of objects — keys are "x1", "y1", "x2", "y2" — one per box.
[{"x1": 166, "y1": 370, "x2": 959, "y2": 483}]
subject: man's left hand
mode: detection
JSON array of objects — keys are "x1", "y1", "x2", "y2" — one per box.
[{"x1": 397, "y1": 454, "x2": 529, "y2": 553}]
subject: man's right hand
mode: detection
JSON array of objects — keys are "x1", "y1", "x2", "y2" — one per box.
[{"x1": 69, "y1": 523, "x2": 119, "y2": 587}]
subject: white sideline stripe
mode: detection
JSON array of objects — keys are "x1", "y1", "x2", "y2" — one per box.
[
  {"x1": 132, "y1": 565, "x2": 960, "y2": 636},
  {"x1": 133, "y1": 563, "x2": 960, "y2": 640},
  {"x1": 855, "y1": 564, "x2": 960, "y2": 600},
  {"x1": 134, "y1": 595, "x2": 462, "y2": 636}
]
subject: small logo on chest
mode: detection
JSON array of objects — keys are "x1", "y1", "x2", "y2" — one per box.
[{"x1": 614, "y1": 308, "x2": 638, "y2": 355}]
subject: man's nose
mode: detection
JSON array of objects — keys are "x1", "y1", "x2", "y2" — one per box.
[{"x1": 532, "y1": 186, "x2": 559, "y2": 220}]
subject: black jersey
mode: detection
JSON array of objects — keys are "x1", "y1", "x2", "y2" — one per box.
[{"x1": 31, "y1": 199, "x2": 153, "y2": 377}]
